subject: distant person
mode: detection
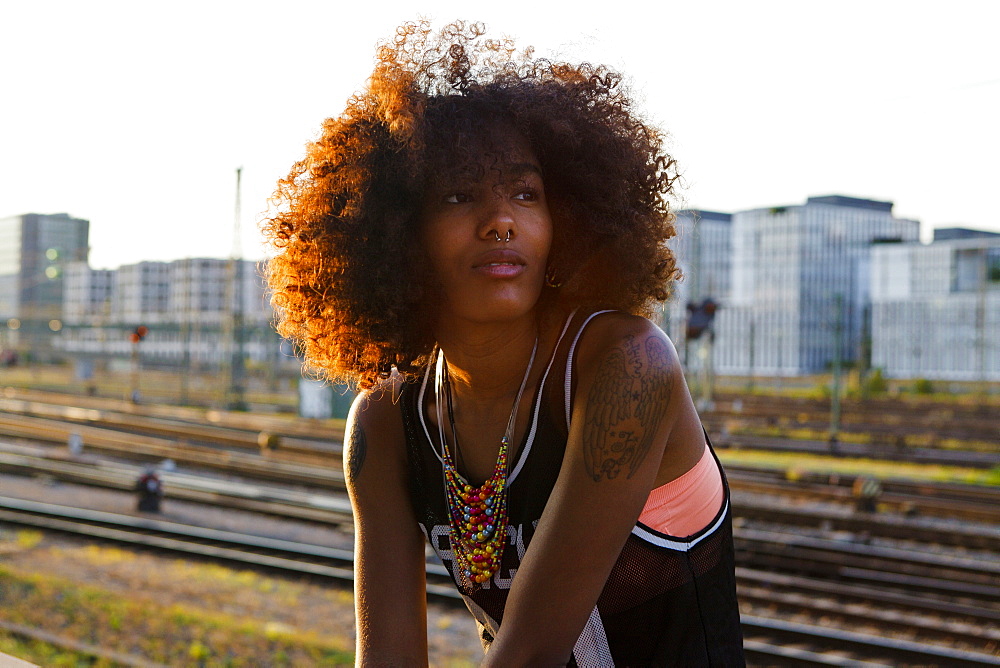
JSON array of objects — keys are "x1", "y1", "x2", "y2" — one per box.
[
  {"x1": 262, "y1": 21, "x2": 744, "y2": 665},
  {"x1": 136, "y1": 467, "x2": 163, "y2": 512}
]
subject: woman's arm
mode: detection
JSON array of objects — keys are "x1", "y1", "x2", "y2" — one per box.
[
  {"x1": 345, "y1": 384, "x2": 430, "y2": 666},
  {"x1": 484, "y1": 314, "x2": 701, "y2": 666}
]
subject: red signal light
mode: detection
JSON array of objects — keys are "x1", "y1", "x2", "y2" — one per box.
[{"x1": 129, "y1": 326, "x2": 149, "y2": 343}]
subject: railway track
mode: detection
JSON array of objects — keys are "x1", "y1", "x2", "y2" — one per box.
[
  {"x1": 713, "y1": 432, "x2": 999, "y2": 467},
  {"x1": 734, "y1": 526, "x2": 1000, "y2": 605},
  {"x1": 0, "y1": 412, "x2": 344, "y2": 488},
  {"x1": 2, "y1": 496, "x2": 997, "y2": 666},
  {"x1": 5, "y1": 441, "x2": 1000, "y2": 550},
  {"x1": 726, "y1": 467, "x2": 1000, "y2": 526},
  {"x1": 2, "y1": 391, "x2": 996, "y2": 493},
  {"x1": 740, "y1": 616, "x2": 998, "y2": 667},
  {"x1": 3, "y1": 388, "x2": 998, "y2": 663},
  {"x1": 706, "y1": 391, "x2": 999, "y2": 449},
  {"x1": 4, "y1": 386, "x2": 996, "y2": 465},
  {"x1": 1, "y1": 386, "x2": 345, "y2": 443},
  {"x1": 3, "y1": 412, "x2": 997, "y2": 528}
]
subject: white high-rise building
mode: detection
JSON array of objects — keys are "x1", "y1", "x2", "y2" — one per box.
[
  {"x1": 870, "y1": 234, "x2": 1000, "y2": 381},
  {"x1": 710, "y1": 195, "x2": 919, "y2": 375}
]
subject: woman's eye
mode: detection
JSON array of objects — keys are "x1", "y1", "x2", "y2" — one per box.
[
  {"x1": 444, "y1": 193, "x2": 472, "y2": 204},
  {"x1": 513, "y1": 189, "x2": 538, "y2": 202}
]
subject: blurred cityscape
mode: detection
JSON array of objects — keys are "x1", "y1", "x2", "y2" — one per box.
[
  {"x1": 1, "y1": 201, "x2": 998, "y2": 666},
  {"x1": 1, "y1": 195, "x2": 998, "y2": 416},
  {"x1": 666, "y1": 195, "x2": 999, "y2": 388}
]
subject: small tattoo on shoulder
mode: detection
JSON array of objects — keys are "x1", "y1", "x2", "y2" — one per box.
[{"x1": 347, "y1": 420, "x2": 367, "y2": 482}]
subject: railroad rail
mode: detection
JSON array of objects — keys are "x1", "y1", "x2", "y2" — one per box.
[
  {"x1": 5, "y1": 385, "x2": 997, "y2": 460},
  {"x1": 726, "y1": 467, "x2": 1000, "y2": 526},
  {"x1": 705, "y1": 391, "x2": 998, "y2": 449},
  {"x1": 5, "y1": 441, "x2": 1000, "y2": 547},
  {"x1": 0, "y1": 413, "x2": 343, "y2": 488},
  {"x1": 3, "y1": 409, "x2": 998, "y2": 527},
  {"x1": 2, "y1": 391, "x2": 996, "y2": 484},
  {"x1": 0, "y1": 446, "x2": 352, "y2": 525},
  {"x1": 1, "y1": 386, "x2": 345, "y2": 442},
  {"x1": 740, "y1": 616, "x2": 999, "y2": 667},
  {"x1": 2, "y1": 496, "x2": 997, "y2": 666},
  {"x1": 734, "y1": 526, "x2": 1000, "y2": 605},
  {"x1": 3, "y1": 387, "x2": 999, "y2": 663}
]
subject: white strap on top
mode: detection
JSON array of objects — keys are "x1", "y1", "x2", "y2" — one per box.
[
  {"x1": 564, "y1": 310, "x2": 616, "y2": 431},
  {"x1": 506, "y1": 312, "x2": 576, "y2": 483},
  {"x1": 417, "y1": 311, "x2": 578, "y2": 480}
]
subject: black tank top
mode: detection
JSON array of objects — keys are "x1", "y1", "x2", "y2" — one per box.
[{"x1": 400, "y1": 311, "x2": 745, "y2": 666}]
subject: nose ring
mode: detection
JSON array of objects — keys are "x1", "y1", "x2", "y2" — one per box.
[{"x1": 493, "y1": 230, "x2": 512, "y2": 242}]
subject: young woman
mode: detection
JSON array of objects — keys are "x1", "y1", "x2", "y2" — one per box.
[{"x1": 263, "y1": 21, "x2": 744, "y2": 666}]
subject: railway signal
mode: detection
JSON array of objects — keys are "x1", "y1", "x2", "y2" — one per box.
[
  {"x1": 129, "y1": 325, "x2": 149, "y2": 344},
  {"x1": 686, "y1": 298, "x2": 718, "y2": 340},
  {"x1": 686, "y1": 298, "x2": 719, "y2": 410},
  {"x1": 128, "y1": 325, "x2": 148, "y2": 402}
]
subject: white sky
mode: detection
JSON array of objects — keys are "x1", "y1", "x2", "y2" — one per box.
[{"x1": 2, "y1": 0, "x2": 998, "y2": 269}]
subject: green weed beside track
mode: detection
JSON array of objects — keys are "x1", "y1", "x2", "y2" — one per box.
[{"x1": 0, "y1": 552, "x2": 355, "y2": 667}]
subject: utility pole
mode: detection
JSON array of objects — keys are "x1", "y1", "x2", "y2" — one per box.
[
  {"x1": 776, "y1": 325, "x2": 783, "y2": 393},
  {"x1": 859, "y1": 303, "x2": 872, "y2": 393},
  {"x1": 178, "y1": 262, "x2": 190, "y2": 405},
  {"x1": 975, "y1": 249, "x2": 988, "y2": 396},
  {"x1": 830, "y1": 293, "x2": 844, "y2": 449},
  {"x1": 225, "y1": 167, "x2": 247, "y2": 411}
]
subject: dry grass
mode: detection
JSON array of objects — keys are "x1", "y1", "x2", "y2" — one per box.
[
  {"x1": 717, "y1": 450, "x2": 1000, "y2": 486},
  {"x1": 0, "y1": 562, "x2": 354, "y2": 666},
  {"x1": 0, "y1": 531, "x2": 481, "y2": 667}
]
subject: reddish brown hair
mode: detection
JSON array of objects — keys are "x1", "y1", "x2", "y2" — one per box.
[{"x1": 262, "y1": 21, "x2": 679, "y2": 389}]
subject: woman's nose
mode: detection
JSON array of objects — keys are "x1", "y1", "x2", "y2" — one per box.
[{"x1": 478, "y1": 195, "x2": 516, "y2": 241}]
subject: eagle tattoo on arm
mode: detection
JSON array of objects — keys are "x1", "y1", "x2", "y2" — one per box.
[{"x1": 583, "y1": 335, "x2": 674, "y2": 481}]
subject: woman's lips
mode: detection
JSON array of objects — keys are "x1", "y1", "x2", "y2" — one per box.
[
  {"x1": 475, "y1": 262, "x2": 525, "y2": 278},
  {"x1": 472, "y1": 249, "x2": 527, "y2": 278}
]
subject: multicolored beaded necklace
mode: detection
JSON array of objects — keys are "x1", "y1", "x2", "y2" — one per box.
[{"x1": 434, "y1": 338, "x2": 538, "y2": 589}]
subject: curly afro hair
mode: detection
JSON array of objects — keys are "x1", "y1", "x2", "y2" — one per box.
[{"x1": 262, "y1": 21, "x2": 680, "y2": 389}]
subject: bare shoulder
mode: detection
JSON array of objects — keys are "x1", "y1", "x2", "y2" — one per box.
[
  {"x1": 569, "y1": 313, "x2": 685, "y2": 482},
  {"x1": 348, "y1": 371, "x2": 405, "y2": 430},
  {"x1": 344, "y1": 371, "x2": 408, "y2": 487},
  {"x1": 573, "y1": 312, "x2": 681, "y2": 384}
]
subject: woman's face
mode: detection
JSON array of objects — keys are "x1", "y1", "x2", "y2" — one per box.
[{"x1": 420, "y1": 140, "x2": 552, "y2": 328}]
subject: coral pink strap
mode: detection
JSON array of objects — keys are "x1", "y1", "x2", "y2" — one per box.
[{"x1": 637, "y1": 443, "x2": 724, "y2": 538}]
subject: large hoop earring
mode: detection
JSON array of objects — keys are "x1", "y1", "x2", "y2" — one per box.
[{"x1": 545, "y1": 266, "x2": 562, "y2": 288}]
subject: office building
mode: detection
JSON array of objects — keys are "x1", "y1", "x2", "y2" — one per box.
[
  {"x1": 870, "y1": 235, "x2": 1000, "y2": 381},
  {"x1": 673, "y1": 196, "x2": 920, "y2": 375},
  {"x1": 0, "y1": 213, "x2": 89, "y2": 348}
]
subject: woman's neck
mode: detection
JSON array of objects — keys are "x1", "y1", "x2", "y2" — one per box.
[{"x1": 435, "y1": 313, "x2": 540, "y2": 407}]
